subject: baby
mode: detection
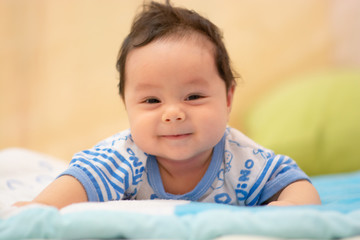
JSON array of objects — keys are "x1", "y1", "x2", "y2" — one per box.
[{"x1": 16, "y1": 1, "x2": 320, "y2": 209}]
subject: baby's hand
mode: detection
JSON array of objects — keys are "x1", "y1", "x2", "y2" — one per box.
[
  {"x1": 12, "y1": 201, "x2": 35, "y2": 208},
  {"x1": 267, "y1": 200, "x2": 296, "y2": 206}
]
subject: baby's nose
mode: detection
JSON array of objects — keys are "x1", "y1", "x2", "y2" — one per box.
[{"x1": 161, "y1": 107, "x2": 185, "y2": 123}]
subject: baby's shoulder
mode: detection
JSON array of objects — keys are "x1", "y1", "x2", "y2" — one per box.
[
  {"x1": 223, "y1": 127, "x2": 276, "y2": 172},
  {"x1": 72, "y1": 129, "x2": 148, "y2": 170},
  {"x1": 79, "y1": 129, "x2": 146, "y2": 160},
  {"x1": 225, "y1": 127, "x2": 272, "y2": 154},
  {"x1": 94, "y1": 129, "x2": 133, "y2": 148}
]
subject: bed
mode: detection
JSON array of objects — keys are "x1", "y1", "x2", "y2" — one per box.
[{"x1": 1, "y1": 70, "x2": 360, "y2": 239}]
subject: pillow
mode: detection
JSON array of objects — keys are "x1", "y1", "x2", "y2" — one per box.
[
  {"x1": 244, "y1": 70, "x2": 360, "y2": 176},
  {"x1": 0, "y1": 148, "x2": 67, "y2": 208}
]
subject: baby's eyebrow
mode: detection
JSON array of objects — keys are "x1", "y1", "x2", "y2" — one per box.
[
  {"x1": 183, "y1": 78, "x2": 211, "y2": 88},
  {"x1": 133, "y1": 83, "x2": 158, "y2": 91},
  {"x1": 133, "y1": 77, "x2": 210, "y2": 92}
]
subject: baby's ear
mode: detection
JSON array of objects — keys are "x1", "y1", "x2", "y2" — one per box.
[{"x1": 226, "y1": 83, "x2": 236, "y2": 110}]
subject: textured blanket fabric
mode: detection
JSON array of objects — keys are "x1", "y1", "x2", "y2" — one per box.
[{"x1": 1, "y1": 171, "x2": 360, "y2": 240}]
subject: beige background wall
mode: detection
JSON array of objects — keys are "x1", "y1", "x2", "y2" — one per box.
[{"x1": 1, "y1": 0, "x2": 359, "y2": 161}]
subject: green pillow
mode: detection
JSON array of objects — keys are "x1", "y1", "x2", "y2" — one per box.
[{"x1": 244, "y1": 70, "x2": 360, "y2": 176}]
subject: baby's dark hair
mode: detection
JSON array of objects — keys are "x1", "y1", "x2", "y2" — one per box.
[{"x1": 116, "y1": 0, "x2": 237, "y2": 100}]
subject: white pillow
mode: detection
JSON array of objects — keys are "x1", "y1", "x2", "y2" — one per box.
[{"x1": 0, "y1": 148, "x2": 67, "y2": 209}]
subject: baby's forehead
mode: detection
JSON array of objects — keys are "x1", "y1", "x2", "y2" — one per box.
[
  {"x1": 126, "y1": 34, "x2": 216, "y2": 72},
  {"x1": 128, "y1": 31, "x2": 216, "y2": 64},
  {"x1": 125, "y1": 33, "x2": 220, "y2": 86}
]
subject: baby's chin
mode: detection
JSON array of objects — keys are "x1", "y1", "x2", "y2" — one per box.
[{"x1": 154, "y1": 149, "x2": 214, "y2": 165}]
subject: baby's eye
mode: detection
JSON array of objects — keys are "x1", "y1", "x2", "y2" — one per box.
[
  {"x1": 185, "y1": 94, "x2": 203, "y2": 101},
  {"x1": 144, "y1": 98, "x2": 160, "y2": 104}
]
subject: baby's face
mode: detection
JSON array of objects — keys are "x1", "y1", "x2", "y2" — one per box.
[{"x1": 124, "y1": 36, "x2": 233, "y2": 164}]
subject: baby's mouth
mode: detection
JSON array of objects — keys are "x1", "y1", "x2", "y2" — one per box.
[{"x1": 160, "y1": 133, "x2": 192, "y2": 139}]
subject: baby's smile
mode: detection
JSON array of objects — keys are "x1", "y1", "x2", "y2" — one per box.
[{"x1": 159, "y1": 132, "x2": 193, "y2": 140}]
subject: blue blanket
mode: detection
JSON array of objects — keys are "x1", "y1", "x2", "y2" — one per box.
[{"x1": 1, "y1": 171, "x2": 360, "y2": 240}]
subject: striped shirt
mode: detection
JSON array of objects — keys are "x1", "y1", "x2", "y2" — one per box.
[{"x1": 59, "y1": 127, "x2": 309, "y2": 205}]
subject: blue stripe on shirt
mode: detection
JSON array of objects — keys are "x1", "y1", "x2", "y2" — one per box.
[
  {"x1": 247, "y1": 155, "x2": 285, "y2": 205},
  {"x1": 71, "y1": 163, "x2": 103, "y2": 201},
  {"x1": 83, "y1": 150, "x2": 128, "y2": 185},
  {"x1": 83, "y1": 151, "x2": 125, "y2": 184},
  {"x1": 268, "y1": 155, "x2": 285, "y2": 180},
  {"x1": 247, "y1": 157, "x2": 274, "y2": 206},
  {"x1": 72, "y1": 157, "x2": 112, "y2": 201},
  {"x1": 83, "y1": 149, "x2": 130, "y2": 190},
  {"x1": 90, "y1": 157, "x2": 125, "y2": 195}
]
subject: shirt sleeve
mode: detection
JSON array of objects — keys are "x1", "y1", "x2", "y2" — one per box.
[
  {"x1": 256, "y1": 153, "x2": 310, "y2": 205},
  {"x1": 58, "y1": 132, "x2": 147, "y2": 202}
]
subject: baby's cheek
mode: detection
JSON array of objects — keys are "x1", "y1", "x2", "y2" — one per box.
[
  {"x1": 128, "y1": 111, "x2": 154, "y2": 131},
  {"x1": 129, "y1": 120, "x2": 157, "y2": 153},
  {"x1": 131, "y1": 130, "x2": 152, "y2": 153}
]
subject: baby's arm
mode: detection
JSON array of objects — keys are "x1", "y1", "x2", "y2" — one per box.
[
  {"x1": 266, "y1": 180, "x2": 321, "y2": 206},
  {"x1": 13, "y1": 175, "x2": 88, "y2": 209}
]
